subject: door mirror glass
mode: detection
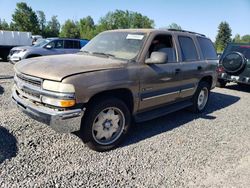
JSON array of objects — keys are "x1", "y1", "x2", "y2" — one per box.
[
  {"x1": 45, "y1": 45, "x2": 52, "y2": 49},
  {"x1": 145, "y1": 52, "x2": 168, "y2": 64}
]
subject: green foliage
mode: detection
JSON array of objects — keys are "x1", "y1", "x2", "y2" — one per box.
[
  {"x1": 59, "y1": 20, "x2": 80, "y2": 38},
  {"x1": 167, "y1": 23, "x2": 182, "y2": 30},
  {"x1": 37, "y1": 10, "x2": 46, "y2": 36},
  {"x1": 97, "y1": 10, "x2": 154, "y2": 32},
  {"x1": 12, "y1": 2, "x2": 40, "y2": 34},
  {"x1": 79, "y1": 16, "x2": 96, "y2": 39},
  {"x1": 0, "y1": 19, "x2": 9, "y2": 30},
  {"x1": 44, "y1": 16, "x2": 60, "y2": 37},
  {"x1": 215, "y1": 21, "x2": 232, "y2": 52}
]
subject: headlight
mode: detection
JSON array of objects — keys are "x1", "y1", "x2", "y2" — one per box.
[
  {"x1": 42, "y1": 96, "x2": 75, "y2": 107},
  {"x1": 42, "y1": 80, "x2": 75, "y2": 93}
]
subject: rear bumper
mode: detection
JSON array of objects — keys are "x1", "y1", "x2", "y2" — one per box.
[
  {"x1": 218, "y1": 73, "x2": 250, "y2": 85},
  {"x1": 12, "y1": 88, "x2": 85, "y2": 133}
]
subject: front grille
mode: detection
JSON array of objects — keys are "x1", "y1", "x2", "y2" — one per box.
[
  {"x1": 15, "y1": 73, "x2": 43, "y2": 102},
  {"x1": 16, "y1": 73, "x2": 42, "y2": 87}
]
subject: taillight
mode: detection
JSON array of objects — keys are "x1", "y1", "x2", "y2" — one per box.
[{"x1": 216, "y1": 66, "x2": 224, "y2": 73}]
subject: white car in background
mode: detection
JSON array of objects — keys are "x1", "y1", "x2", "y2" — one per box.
[{"x1": 8, "y1": 38, "x2": 89, "y2": 63}]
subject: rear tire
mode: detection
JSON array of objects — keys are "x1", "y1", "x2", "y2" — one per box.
[
  {"x1": 80, "y1": 97, "x2": 131, "y2": 152},
  {"x1": 190, "y1": 81, "x2": 210, "y2": 113},
  {"x1": 216, "y1": 79, "x2": 227, "y2": 88}
]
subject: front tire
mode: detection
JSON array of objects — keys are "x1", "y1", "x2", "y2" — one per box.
[
  {"x1": 190, "y1": 81, "x2": 210, "y2": 113},
  {"x1": 81, "y1": 97, "x2": 131, "y2": 152}
]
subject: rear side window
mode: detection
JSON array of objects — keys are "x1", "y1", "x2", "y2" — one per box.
[
  {"x1": 178, "y1": 36, "x2": 198, "y2": 61},
  {"x1": 64, "y1": 40, "x2": 74, "y2": 49},
  {"x1": 197, "y1": 37, "x2": 217, "y2": 60},
  {"x1": 73, "y1": 41, "x2": 80, "y2": 49}
]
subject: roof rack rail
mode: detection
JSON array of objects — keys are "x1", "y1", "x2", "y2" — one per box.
[{"x1": 167, "y1": 29, "x2": 206, "y2": 37}]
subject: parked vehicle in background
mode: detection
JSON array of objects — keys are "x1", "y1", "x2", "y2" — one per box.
[
  {"x1": 0, "y1": 30, "x2": 32, "y2": 61},
  {"x1": 217, "y1": 43, "x2": 250, "y2": 87},
  {"x1": 31, "y1": 35, "x2": 43, "y2": 45},
  {"x1": 8, "y1": 38, "x2": 89, "y2": 63},
  {"x1": 12, "y1": 29, "x2": 218, "y2": 151}
]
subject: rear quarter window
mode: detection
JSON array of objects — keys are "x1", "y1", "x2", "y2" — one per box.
[
  {"x1": 197, "y1": 37, "x2": 217, "y2": 60},
  {"x1": 178, "y1": 36, "x2": 199, "y2": 61}
]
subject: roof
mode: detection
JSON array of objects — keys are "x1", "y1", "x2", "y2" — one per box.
[{"x1": 103, "y1": 28, "x2": 206, "y2": 37}]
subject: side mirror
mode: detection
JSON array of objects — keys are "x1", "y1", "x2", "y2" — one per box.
[
  {"x1": 45, "y1": 45, "x2": 52, "y2": 49},
  {"x1": 145, "y1": 52, "x2": 167, "y2": 64},
  {"x1": 221, "y1": 52, "x2": 246, "y2": 73}
]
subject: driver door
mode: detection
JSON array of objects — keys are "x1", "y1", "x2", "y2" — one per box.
[{"x1": 139, "y1": 34, "x2": 182, "y2": 111}]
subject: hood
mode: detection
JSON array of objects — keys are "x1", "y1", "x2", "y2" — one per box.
[
  {"x1": 15, "y1": 54, "x2": 127, "y2": 81},
  {"x1": 11, "y1": 46, "x2": 34, "y2": 51}
]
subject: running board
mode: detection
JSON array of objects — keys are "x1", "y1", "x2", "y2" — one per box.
[{"x1": 134, "y1": 100, "x2": 193, "y2": 123}]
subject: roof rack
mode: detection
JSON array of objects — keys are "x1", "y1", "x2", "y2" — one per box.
[{"x1": 167, "y1": 29, "x2": 206, "y2": 37}]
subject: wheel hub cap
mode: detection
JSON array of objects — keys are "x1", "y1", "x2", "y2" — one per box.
[{"x1": 92, "y1": 107, "x2": 125, "y2": 145}]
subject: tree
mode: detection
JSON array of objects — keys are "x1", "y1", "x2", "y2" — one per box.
[
  {"x1": 97, "y1": 10, "x2": 154, "y2": 32},
  {"x1": 45, "y1": 16, "x2": 60, "y2": 37},
  {"x1": 241, "y1": 35, "x2": 250, "y2": 43},
  {"x1": 37, "y1": 10, "x2": 46, "y2": 36},
  {"x1": 215, "y1": 21, "x2": 232, "y2": 52},
  {"x1": 79, "y1": 16, "x2": 95, "y2": 39},
  {"x1": 167, "y1": 23, "x2": 182, "y2": 30},
  {"x1": 233, "y1": 34, "x2": 250, "y2": 43},
  {"x1": 0, "y1": 19, "x2": 9, "y2": 30},
  {"x1": 59, "y1": 19, "x2": 80, "y2": 38},
  {"x1": 233, "y1": 34, "x2": 241, "y2": 43},
  {"x1": 12, "y1": 2, "x2": 40, "y2": 34}
]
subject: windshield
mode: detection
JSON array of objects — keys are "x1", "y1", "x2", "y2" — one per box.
[
  {"x1": 33, "y1": 39, "x2": 52, "y2": 47},
  {"x1": 81, "y1": 32, "x2": 146, "y2": 60}
]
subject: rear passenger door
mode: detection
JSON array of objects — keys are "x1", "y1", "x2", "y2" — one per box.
[
  {"x1": 64, "y1": 40, "x2": 81, "y2": 54},
  {"x1": 177, "y1": 35, "x2": 203, "y2": 99}
]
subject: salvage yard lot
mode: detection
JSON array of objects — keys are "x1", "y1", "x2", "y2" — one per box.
[{"x1": 0, "y1": 62, "x2": 250, "y2": 187}]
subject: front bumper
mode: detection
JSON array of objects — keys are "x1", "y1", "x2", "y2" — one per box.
[
  {"x1": 12, "y1": 88, "x2": 85, "y2": 133},
  {"x1": 218, "y1": 73, "x2": 250, "y2": 85},
  {"x1": 8, "y1": 55, "x2": 22, "y2": 64}
]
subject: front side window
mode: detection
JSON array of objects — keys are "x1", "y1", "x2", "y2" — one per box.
[
  {"x1": 197, "y1": 37, "x2": 217, "y2": 60},
  {"x1": 148, "y1": 34, "x2": 177, "y2": 62},
  {"x1": 178, "y1": 36, "x2": 198, "y2": 61},
  {"x1": 81, "y1": 32, "x2": 146, "y2": 60},
  {"x1": 48, "y1": 40, "x2": 63, "y2": 49}
]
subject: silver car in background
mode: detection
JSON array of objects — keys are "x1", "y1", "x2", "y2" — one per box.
[{"x1": 8, "y1": 38, "x2": 89, "y2": 63}]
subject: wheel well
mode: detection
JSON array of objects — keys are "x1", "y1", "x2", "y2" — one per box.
[
  {"x1": 200, "y1": 76, "x2": 213, "y2": 89},
  {"x1": 26, "y1": 54, "x2": 41, "y2": 58},
  {"x1": 87, "y1": 89, "x2": 134, "y2": 112}
]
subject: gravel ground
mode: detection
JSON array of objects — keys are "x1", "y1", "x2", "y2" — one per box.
[{"x1": 0, "y1": 62, "x2": 250, "y2": 187}]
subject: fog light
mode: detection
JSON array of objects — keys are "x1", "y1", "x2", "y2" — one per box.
[{"x1": 42, "y1": 96, "x2": 75, "y2": 107}]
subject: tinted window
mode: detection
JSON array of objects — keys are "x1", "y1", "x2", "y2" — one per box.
[
  {"x1": 73, "y1": 41, "x2": 80, "y2": 49},
  {"x1": 229, "y1": 45, "x2": 250, "y2": 59},
  {"x1": 64, "y1": 40, "x2": 74, "y2": 49},
  {"x1": 178, "y1": 36, "x2": 198, "y2": 61},
  {"x1": 197, "y1": 37, "x2": 217, "y2": 60}
]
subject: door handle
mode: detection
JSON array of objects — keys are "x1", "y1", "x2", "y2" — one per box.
[
  {"x1": 197, "y1": 66, "x2": 202, "y2": 70},
  {"x1": 175, "y1": 68, "x2": 181, "y2": 74}
]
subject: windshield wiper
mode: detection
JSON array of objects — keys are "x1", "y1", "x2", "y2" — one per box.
[{"x1": 92, "y1": 52, "x2": 116, "y2": 58}]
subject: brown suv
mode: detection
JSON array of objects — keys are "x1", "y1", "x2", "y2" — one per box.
[{"x1": 12, "y1": 29, "x2": 218, "y2": 151}]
